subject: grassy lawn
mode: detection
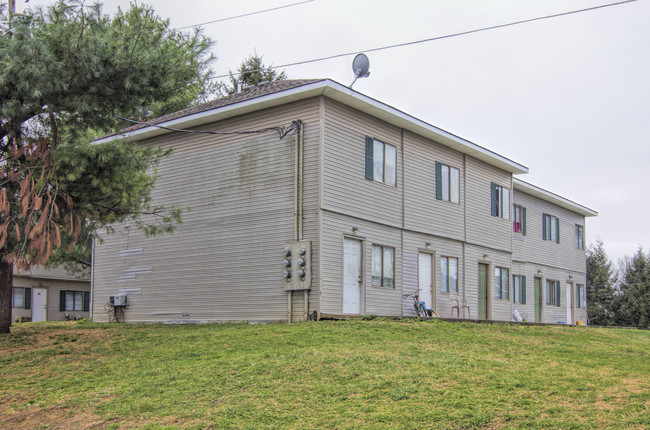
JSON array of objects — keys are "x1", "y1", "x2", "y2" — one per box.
[{"x1": 0, "y1": 319, "x2": 648, "y2": 429}]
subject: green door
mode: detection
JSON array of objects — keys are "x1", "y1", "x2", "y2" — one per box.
[
  {"x1": 478, "y1": 264, "x2": 488, "y2": 320},
  {"x1": 534, "y1": 277, "x2": 542, "y2": 323}
]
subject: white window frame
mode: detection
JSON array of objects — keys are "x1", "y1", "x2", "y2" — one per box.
[
  {"x1": 575, "y1": 225, "x2": 584, "y2": 249},
  {"x1": 371, "y1": 140, "x2": 397, "y2": 186},
  {"x1": 512, "y1": 275, "x2": 524, "y2": 304},
  {"x1": 513, "y1": 204, "x2": 523, "y2": 233},
  {"x1": 495, "y1": 267, "x2": 510, "y2": 300},
  {"x1": 371, "y1": 245, "x2": 395, "y2": 287},
  {"x1": 543, "y1": 214, "x2": 559, "y2": 243},
  {"x1": 546, "y1": 280, "x2": 560, "y2": 306},
  {"x1": 438, "y1": 163, "x2": 460, "y2": 204},
  {"x1": 440, "y1": 256, "x2": 458, "y2": 293},
  {"x1": 64, "y1": 291, "x2": 84, "y2": 311},
  {"x1": 492, "y1": 184, "x2": 510, "y2": 219},
  {"x1": 13, "y1": 287, "x2": 25, "y2": 308}
]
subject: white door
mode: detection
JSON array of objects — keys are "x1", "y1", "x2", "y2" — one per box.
[
  {"x1": 418, "y1": 252, "x2": 433, "y2": 310},
  {"x1": 31, "y1": 287, "x2": 47, "y2": 322},
  {"x1": 566, "y1": 284, "x2": 573, "y2": 325},
  {"x1": 343, "y1": 238, "x2": 362, "y2": 314}
]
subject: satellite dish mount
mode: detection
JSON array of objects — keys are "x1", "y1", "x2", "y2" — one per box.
[{"x1": 350, "y1": 53, "x2": 370, "y2": 88}]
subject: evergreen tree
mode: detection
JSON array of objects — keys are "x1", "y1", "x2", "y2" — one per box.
[
  {"x1": 0, "y1": 0, "x2": 214, "y2": 333},
  {"x1": 585, "y1": 239, "x2": 617, "y2": 325},
  {"x1": 611, "y1": 248, "x2": 650, "y2": 329},
  {"x1": 219, "y1": 53, "x2": 286, "y2": 96}
]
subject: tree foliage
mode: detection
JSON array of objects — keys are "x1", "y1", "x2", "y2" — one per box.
[
  {"x1": 611, "y1": 248, "x2": 650, "y2": 329},
  {"x1": 219, "y1": 53, "x2": 286, "y2": 96},
  {"x1": 0, "y1": 0, "x2": 214, "y2": 332},
  {"x1": 586, "y1": 239, "x2": 617, "y2": 325}
]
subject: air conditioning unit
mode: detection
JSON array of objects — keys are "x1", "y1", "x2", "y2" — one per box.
[{"x1": 110, "y1": 294, "x2": 127, "y2": 307}]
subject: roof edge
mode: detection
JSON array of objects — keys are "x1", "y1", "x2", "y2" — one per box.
[{"x1": 514, "y1": 177, "x2": 598, "y2": 217}]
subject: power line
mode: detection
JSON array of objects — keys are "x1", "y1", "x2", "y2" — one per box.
[
  {"x1": 212, "y1": 0, "x2": 638, "y2": 79},
  {"x1": 176, "y1": 0, "x2": 315, "y2": 30}
]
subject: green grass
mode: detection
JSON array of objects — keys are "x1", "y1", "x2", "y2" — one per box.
[{"x1": 1, "y1": 319, "x2": 648, "y2": 429}]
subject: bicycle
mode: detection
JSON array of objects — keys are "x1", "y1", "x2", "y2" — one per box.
[{"x1": 403, "y1": 292, "x2": 439, "y2": 318}]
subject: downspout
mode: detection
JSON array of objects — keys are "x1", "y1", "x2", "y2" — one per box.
[{"x1": 462, "y1": 154, "x2": 467, "y2": 318}]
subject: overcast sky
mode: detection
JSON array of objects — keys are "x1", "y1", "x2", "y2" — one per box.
[{"x1": 15, "y1": 0, "x2": 650, "y2": 263}]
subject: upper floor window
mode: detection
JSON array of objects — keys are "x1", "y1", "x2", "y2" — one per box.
[
  {"x1": 495, "y1": 267, "x2": 509, "y2": 300},
  {"x1": 543, "y1": 213, "x2": 560, "y2": 243},
  {"x1": 372, "y1": 245, "x2": 395, "y2": 287},
  {"x1": 490, "y1": 183, "x2": 510, "y2": 219},
  {"x1": 365, "y1": 136, "x2": 396, "y2": 185},
  {"x1": 513, "y1": 275, "x2": 526, "y2": 304},
  {"x1": 513, "y1": 204, "x2": 526, "y2": 235},
  {"x1": 440, "y1": 256, "x2": 458, "y2": 293},
  {"x1": 435, "y1": 162, "x2": 460, "y2": 204},
  {"x1": 575, "y1": 225, "x2": 584, "y2": 249},
  {"x1": 546, "y1": 280, "x2": 561, "y2": 306},
  {"x1": 576, "y1": 284, "x2": 585, "y2": 308}
]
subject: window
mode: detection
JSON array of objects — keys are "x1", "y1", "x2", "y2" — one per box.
[
  {"x1": 513, "y1": 275, "x2": 526, "y2": 304},
  {"x1": 490, "y1": 183, "x2": 510, "y2": 219},
  {"x1": 59, "y1": 290, "x2": 90, "y2": 312},
  {"x1": 440, "y1": 256, "x2": 458, "y2": 293},
  {"x1": 365, "y1": 136, "x2": 396, "y2": 185},
  {"x1": 513, "y1": 204, "x2": 526, "y2": 235},
  {"x1": 495, "y1": 267, "x2": 510, "y2": 300},
  {"x1": 546, "y1": 280, "x2": 561, "y2": 306},
  {"x1": 372, "y1": 245, "x2": 394, "y2": 287},
  {"x1": 576, "y1": 284, "x2": 585, "y2": 308},
  {"x1": 575, "y1": 225, "x2": 584, "y2": 249},
  {"x1": 435, "y1": 162, "x2": 460, "y2": 204},
  {"x1": 543, "y1": 214, "x2": 560, "y2": 243},
  {"x1": 12, "y1": 287, "x2": 31, "y2": 309}
]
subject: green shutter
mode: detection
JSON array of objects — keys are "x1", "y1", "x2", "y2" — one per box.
[
  {"x1": 522, "y1": 276, "x2": 526, "y2": 305},
  {"x1": 556, "y1": 282, "x2": 561, "y2": 307},
  {"x1": 490, "y1": 183, "x2": 498, "y2": 216},
  {"x1": 522, "y1": 207, "x2": 527, "y2": 236},
  {"x1": 435, "y1": 161, "x2": 442, "y2": 200},
  {"x1": 60, "y1": 290, "x2": 66, "y2": 311},
  {"x1": 542, "y1": 214, "x2": 547, "y2": 240},
  {"x1": 365, "y1": 136, "x2": 374, "y2": 180},
  {"x1": 556, "y1": 217, "x2": 560, "y2": 244},
  {"x1": 24, "y1": 288, "x2": 31, "y2": 310},
  {"x1": 83, "y1": 292, "x2": 90, "y2": 312}
]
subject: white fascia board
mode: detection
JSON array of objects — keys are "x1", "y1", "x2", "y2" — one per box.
[
  {"x1": 94, "y1": 79, "x2": 528, "y2": 174},
  {"x1": 513, "y1": 178, "x2": 598, "y2": 217}
]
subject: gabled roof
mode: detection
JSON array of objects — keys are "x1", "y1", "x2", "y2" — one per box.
[
  {"x1": 96, "y1": 79, "x2": 528, "y2": 175},
  {"x1": 513, "y1": 178, "x2": 597, "y2": 217}
]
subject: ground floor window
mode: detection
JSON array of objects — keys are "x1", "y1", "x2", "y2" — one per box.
[
  {"x1": 495, "y1": 267, "x2": 509, "y2": 300},
  {"x1": 372, "y1": 245, "x2": 395, "y2": 287},
  {"x1": 546, "y1": 280, "x2": 561, "y2": 306},
  {"x1": 12, "y1": 287, "x2": 31, "y2": 309},
  {"x1": 513, "y1": 275, "x2": 526, "y2": 304},
  {"x1": 60, "y1": 291, "x2": 90, "y2": 312},
  {"x1": 440, "y1": 256, "x2": 458, "y2": 293},
  {"x1": 576, "y1": 284, "x2": 585, "y2": 308}
]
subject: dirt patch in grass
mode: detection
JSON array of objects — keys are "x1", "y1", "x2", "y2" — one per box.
[{"x1": 0, "y1": 403, "x2": 108, "y2": 430}]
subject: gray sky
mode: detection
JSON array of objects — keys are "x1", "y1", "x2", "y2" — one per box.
[{"x1": 15, "y1": 0, "x2": 650, "y2": 263}]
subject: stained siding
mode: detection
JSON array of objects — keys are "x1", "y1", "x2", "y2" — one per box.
[
  {"x1": 92, "y1": 99, "x2": 321, "y2": 323},
  {"x1": 403, "y1": 132, "x2": 464, "y2": 241}
]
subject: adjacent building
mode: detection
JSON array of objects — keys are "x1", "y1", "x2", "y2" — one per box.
[{"x1": 91, "y1": 79, "x2": 596, "y2": 324}]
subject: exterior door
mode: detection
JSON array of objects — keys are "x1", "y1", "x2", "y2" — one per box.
[
  {"x1": 418, "y1": 252, "x2": 434, "y2": 311},
  {"x1": 534, "y1": 277, "x2": 542, "y2": 323},
  {"x1": 343, "y1": 238, "x2": 362, "y2": 314},
  {"x1": 478, "y1": 264, "x2": 488, "y2": 320},
  {"x1": 31, "y1": 287, "x2": 47, "y2": 322},
  {"x1": 566, "y1": 283, "x2": 573, "y2": 325}
]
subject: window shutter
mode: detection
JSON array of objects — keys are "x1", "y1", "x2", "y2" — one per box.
[
  {"x1": 542, "y1": 214, "x2": 547, "y2": 240},
  {"x1": 556, "y1": 282, "x2": 561, "y2": 307},
  {"x1": 60, "y1": 291, "x2": 66, "y2": 311},
  {"x1": 522, "y1": 276, "x2": 526, "y2": 305},
  {"x1": 365, "y1": 136, "x2": 374, "y2": 180},
  {"x1": 83, "y1": 292, "x2": 90, "y2": 312},
  {"x1": 435, "y1": 162, "x2": 442, "y2": 200},
  {"x1": 24, "y1": 288, "x2": 31, "y2": 310},
  {"x1": 490, "y1": 183, "x2": 498, "y2": 216},
  {"x1": 522, "y1": 207, "x2": 527, "y2": 236},
  {"x1": 556, "y1": 217, "x2": 560, "y2": 244}
]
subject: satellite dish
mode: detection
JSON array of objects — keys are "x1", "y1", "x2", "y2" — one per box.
[{"x1": 350, "y1": 53, "x2": 370, "y2": 88}]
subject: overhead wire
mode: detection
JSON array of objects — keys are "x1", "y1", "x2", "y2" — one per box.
[{"x1": 209, "y1": 0, "x2": 638, "y2": 79}]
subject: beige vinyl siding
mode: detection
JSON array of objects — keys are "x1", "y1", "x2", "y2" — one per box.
[
  {"x1": 322, "y1": 99, "x2": 403, "y2": 228},
  {"x1": 512, "y1": 190, "x2": 587, "y2": 273},
  {"x1": 463, "y1": 244, "x2": 512, "y2": 321},
  {"x1": 465, "y1": 157, "x2": 512, "y2": 252},
  {"x1": 403, "y1": 132, "x2": 464, "y2": 241},
  {"x1": 92, "y1": 99, "x2": 321, "y2": 323},
  {"x1": 401, "y1": 231, "x2": 464, "y2": 318},
  {"x1": 12, "y1": 276, "x2": 90, "y2": 321},
  {"x1": 319, "y1": 211, "x2": 402, "y2": 316}
]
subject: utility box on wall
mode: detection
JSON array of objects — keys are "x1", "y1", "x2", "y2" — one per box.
[
  {"x1": 282, "y1": 240, "x2": 311, "y2": 291},
  {"x1": 110, "y1": 294, "x2": 127, "y2": 307}
]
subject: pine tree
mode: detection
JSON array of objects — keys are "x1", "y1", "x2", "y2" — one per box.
[
  {"x1": 585, "y1": 239, "x2": 617, "y2": 325},
  {"x1": 219, "y1": 53, "x2": 287, "y2": 96},
  {"x1": 0, "y1": 0, "x2": 214, "y2": 333},
  {"x1": 611, "y1": 248, "x2": 650, "y2": 329}
]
